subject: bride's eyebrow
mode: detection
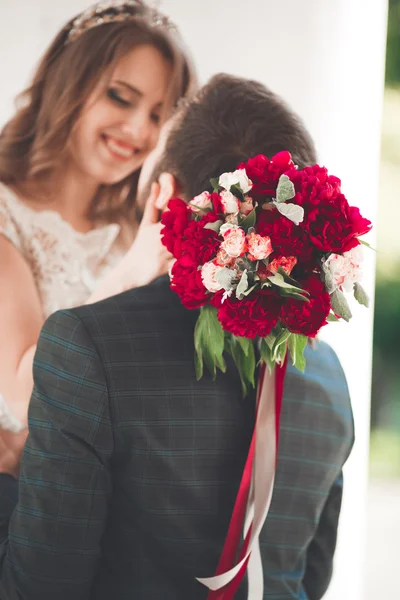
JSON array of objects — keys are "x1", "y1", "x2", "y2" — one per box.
[{"x1": 112, "y1": 80, "x2": 143, "y2": 97}]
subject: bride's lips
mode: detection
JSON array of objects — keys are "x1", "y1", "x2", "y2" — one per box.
[{"x1": 102, "y1": 135, "x2": 140, "y2": 162}]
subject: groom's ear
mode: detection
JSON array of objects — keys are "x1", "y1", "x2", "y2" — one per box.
[{"x1": 155, "y1": 172, "x2": 178, "y2": 210}]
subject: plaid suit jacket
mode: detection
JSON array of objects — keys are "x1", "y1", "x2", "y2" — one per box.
[{"x1": 0, "y1": 276, "x2": 353, "y2": 600}]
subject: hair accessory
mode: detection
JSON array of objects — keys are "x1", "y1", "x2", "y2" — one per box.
[{"x1": 67, "y1": 0, "x2": 176, "y2": 44}]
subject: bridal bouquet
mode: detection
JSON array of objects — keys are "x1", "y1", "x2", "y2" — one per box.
[{"x1": 161, "y1": 151, "x2": 372, "y2": 394}]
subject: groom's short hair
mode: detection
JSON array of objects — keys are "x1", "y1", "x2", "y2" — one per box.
[{"x1": 154, "y1": 73, "x2": 317, "y2": 199}]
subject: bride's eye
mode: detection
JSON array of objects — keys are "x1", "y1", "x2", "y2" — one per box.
[{"x1": 107, "y1": 88, "x2": 131, "y2": 107}]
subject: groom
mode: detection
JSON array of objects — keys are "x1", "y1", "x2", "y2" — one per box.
[{"x1": 0, "y1": 75, "x2": 353, "y2": 600}]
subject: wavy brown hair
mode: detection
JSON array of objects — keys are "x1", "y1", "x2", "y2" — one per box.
[{"x1": 0, "y1": 1, "x2": 196, "y2": 222}]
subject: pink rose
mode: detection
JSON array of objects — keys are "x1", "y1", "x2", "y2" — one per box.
[
  {"x1": 220, "y1": 190, "x2": 240, "y2": 215},
  {"x1": 268, "y1": 256, "x2": 297, "y2": 276},
  {"x1": 246, "y1": 232, "x2": 273, "y2": 261},
  {"x1": 215, "y1": 248, "x2": 235, "y2": 267},
  {"x1": 201, "y1": 261, "x2": 225, "y2": 293},
  {"x1": 221, "y1": 226, "x2": 247, "y2": 258},
  {"x1": 190, "y1": 191, "x2": 212, "y2": 213}
]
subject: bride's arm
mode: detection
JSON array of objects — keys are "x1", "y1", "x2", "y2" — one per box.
[
  {"x1": 87, "y1": 182, "x2": 172, "y2": 303},
  {"x1": 0, "y1": 184, "x2": 172, "y2": 474}
]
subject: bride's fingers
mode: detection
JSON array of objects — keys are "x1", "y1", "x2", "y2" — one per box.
[{"x1": 141, "y1": 182, "x2": 161, "y2": 226}]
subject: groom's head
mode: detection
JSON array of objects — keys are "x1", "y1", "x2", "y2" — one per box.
[{"x1": 137, "y1": 73, "x2": 317, "y2": 210}]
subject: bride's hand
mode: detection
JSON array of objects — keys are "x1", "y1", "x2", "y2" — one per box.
[
  {"x1": 121, "y1": 182, "x2": 174, "y2": 288},
  {"x1": 89, "y1": 182, "x2": 174, "y2": 302}
]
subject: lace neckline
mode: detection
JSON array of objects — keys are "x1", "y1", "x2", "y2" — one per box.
[{"x1": 0, "y1": 182, "x2": 121, "y2": 242}]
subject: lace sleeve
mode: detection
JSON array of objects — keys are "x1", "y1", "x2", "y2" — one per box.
[{"x1": 0, "y1": 185, "x2": 23, "y2": 251}]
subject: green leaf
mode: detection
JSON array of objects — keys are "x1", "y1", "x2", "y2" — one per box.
[
  {"x1": 321, "y1": 262, "x2": 336, "y2": 294},
  {"x1": 288, "y1": 333, "x2": 307, "y2": 372},
  {"x1": 236, "y1": 335, "x2": 252, "y2": 357},
  {"x1": 277, "y1": 266, "x2": 301, "y2": 287},
  {"x1": 267, "y1": 272, "x2": 309, "y2": 296},
  {"x1": 275, "y1": 202, "x2": 304, "y2": 225},
  {"x1": 236, "y1": 270, "x2": 249, "y2": 300},
  {"x1": 243, "y1": 283, "x2": 259, "y2": 297},
  {"x1": 279, "y1": 288, "x2": 310, "y2": 302},
  {"x1": 276, "y1": 174, "x2": 295, "y2": 203},
  {"x1": 194, "y1": 306, "x2": 226, "y2": 380},
  {"x1": 239, "y1": 209, "x2": 256, "y2": 232},
  {"x1": 230, "y1": 336, "x2": 256, "y2": 396},
  {"x1": 210, "y1": 177, "x2": 220, "y2": 192},
  {"x1": 272, "y1": 328, "x2": 291, "y2": 362},
  {"x1": 204, "y1": 219, "x2": 223, "y2": 232},
  {"x1": 330, "y1": 289, "x2": 352, "y2": 322},
  {"x1": 360, "y1": 239, "x2": 376, "y2": 252},
  {"x1": 230, "y1": 184, "x2": 245, "y2": 201},
  {"x1": 264, "y1": 334, "x2": 276, "y2": 350},
  {"x1": 354, "y1": 282, "x2": 369, "y2": 308},
  {"x1": 260, "y1": 337, "x2": 275, "y2": 373},
  {"x1": 327, "y1": 312, "x2": 340, "y2": 322}
]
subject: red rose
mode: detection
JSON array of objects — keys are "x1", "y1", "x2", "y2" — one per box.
[
  {"x1": 256, "y1": 208, "x2": 316, "y2": 267},
  {"x1": 170, "y1": 255, "x2": 209, "y2": 309},
  {"x1": 214, "y1": 289, "x2": 282, "y2": 339},
  {"x1": 305, "y1": 194, "x2": 372, "y2": 253},
  {"x1": 280, "y1": 274, "x2": 331, "y2": 337},
  {"x1": 161, "y1": 198, "x2": 191, "y2": 258},
  {"x1": 238, "y1": 152, "x2": 294, "y2": 199},
  {"x1": 181, "y1": 216, "x2": 221, "y2": 264}
]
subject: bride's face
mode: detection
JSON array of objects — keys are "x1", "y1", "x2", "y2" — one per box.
[{"x1": 68, "y1": 44, "x2": 171, "y2": 186}]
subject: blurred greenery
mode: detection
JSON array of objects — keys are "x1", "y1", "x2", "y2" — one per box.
[
  {"x1": 386, "y1": 0, "x2": 400, "y2": 84},
  {"x1": 369, "y1": 1, "x2": 400, "y2": 477}
]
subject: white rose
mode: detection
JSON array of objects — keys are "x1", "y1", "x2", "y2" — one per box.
[
  {"x1": 221, "y1": 227, "x2": 247, "y2": 258},
  {"x1": 190, "y1": 191, "x2": 212, "y2": 213},
  {"x1": 201, "y1": 262, "x2": 224, "y2": 293},
  {"x1": 326, "y1": 246, "x2": 364, "y2": 293},
  {"x1": 219, "y1": 168, "x2": 252, "y2": 193},
  {"x1": 220, "y1": 190, "x2": 240, "y2": 215},
  {"x1": 220, "y1": 223, "x2": 239, "y2": 237}
]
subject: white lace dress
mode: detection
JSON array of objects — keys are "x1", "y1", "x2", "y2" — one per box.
[{"x1": 0, "y1": 182, "x2": 125, "y2": 433}]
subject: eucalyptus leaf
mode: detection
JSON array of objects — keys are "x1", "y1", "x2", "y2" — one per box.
[
  {"x1": 215, "y1": 268, "x2": 237, "y2": 291},
  {"x1": 236, "y1": 270, "x2": 249, "y2": 300},
  {"x1": 330, "y1": 289, "x2": 352, "y2": 322},
  {"x1": 276, "y1": 174, "x2": 296, "y2": 203},
  {"x1": 240, "y1": 209, "x2": 256, "y2": 231},
  {"x1": 354, "y1": 282, "x2": 369, "y2": 308},
  {"x1": 321, "y1": 261, "x2": 336, "y2": 294},
  {"x1": 204, "y1": 219, "x2": 223, "y2": 232},
  {"x1": 275, "y1": 202, "x2": 304, "y2": 226},
  {"x1": 327, "y1": 312, "x2": 340, "y2": 322},
  {"x1": 288, "y1": 333, "x2": 307, "y2": 372}
]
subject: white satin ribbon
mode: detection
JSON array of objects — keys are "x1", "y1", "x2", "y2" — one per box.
[{"x1": 197, "y1": 367, "x2": 277, "y2": 597}]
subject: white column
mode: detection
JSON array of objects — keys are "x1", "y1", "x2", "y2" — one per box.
[{"x1": 0, "y1": 1, "x2": 387, "y2": 598}]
